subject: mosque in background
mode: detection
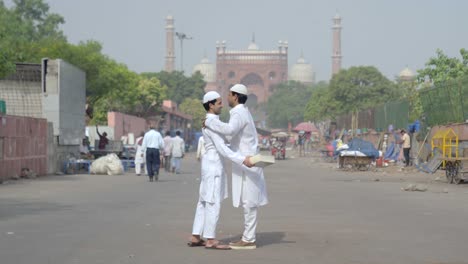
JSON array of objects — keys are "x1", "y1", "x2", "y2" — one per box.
[
  {"x1": 191, "y1": 37, "x2": 321, "y2": 106},
  {"x1": 164, "y1": 14, "x2": 416, "y2": 126},
  {"x1": 164, "y1": 14, "x2": 343, "y2": 107}
]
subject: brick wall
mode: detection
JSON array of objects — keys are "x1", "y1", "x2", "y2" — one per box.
[
  {"x1": 0, "y1": 114, "x2": 48, "y2": 180},
  {"x1": 108, "y1": 112, "x2": 147, "y2": 141}
]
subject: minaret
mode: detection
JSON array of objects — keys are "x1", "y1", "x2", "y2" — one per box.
[
  {"x1": 331, "y1": 13, "x2": 342, "y2": 76},
  {"x1": 164, "y1": 15, "x2": 175, "y2": 72}
]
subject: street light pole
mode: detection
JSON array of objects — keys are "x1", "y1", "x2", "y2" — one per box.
[{"x1": 175, "y1": 32, "x2": 192, "y2": 72}]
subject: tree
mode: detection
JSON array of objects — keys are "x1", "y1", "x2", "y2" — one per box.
[
  {"x1": 179, "y1": 98, "x2": 205, "y2": 130},
  {"x1": 417, "y1": 48, "x2": 468, "y2": 85},
  {"x1": 303, "y1": 81, "x2": 336, "y2": 122},
  {"x1": 397, "y1": 80, "x2": 422, "y2": 122},
  {"x1": 328, "y1": 66, "x2": 400, "y2": 115},
  {"x1": 0, "y1": 0, "x2": 65, "y2": 77},
  {"x1": 130, "y1": 77, "x2": 167, "y2": 117},
  {"x1": 266, "y1": 81, "x2": 314, "y2": 128},
  {"x1": 1, "y1": 0, "x2": 167, "y2": 125},
  {"x1": 142, "y1": 71, "x2": 206, "y2": 105}
]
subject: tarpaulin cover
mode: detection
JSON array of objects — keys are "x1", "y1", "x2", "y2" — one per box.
[{"x1": 341, "y1": 138, "x2": 380, "y2": 159}]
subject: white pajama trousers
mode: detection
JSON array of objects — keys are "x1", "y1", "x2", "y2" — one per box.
[
  {"x1": 135, "y1": 161, "x2": 147, "y2": 175},
  {"x1": 241, "y1": 204, "x2": 258, "y2": 243},
  {"x1": 192, "y1": 200, "x2": 220, "y2": 239}
]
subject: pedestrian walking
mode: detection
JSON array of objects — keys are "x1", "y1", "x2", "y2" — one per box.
[
  {"x1": 170, "y1": 131, "x2": 184, "y2": 174},
  {"x1": 142, "y1": 124, "x2": 164, "y2": 181},
  {"x1": 134, "y1": 132, "x2": 147, "y2": 176},
  {"x1": 163, "y1": 131, "x2": 172, "y2": 172}
]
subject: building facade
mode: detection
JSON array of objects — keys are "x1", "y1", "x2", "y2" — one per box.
[{"x1": 206, "y1": 39, "x2": 289, "y2": 106}]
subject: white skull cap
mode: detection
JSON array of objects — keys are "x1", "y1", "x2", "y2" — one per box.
[
  {"x1": 230, "y1": 84, "x2": 248, "y2": 95},
  {"x1": 203, "y1": 91, "x2": 221, "y2": 104}
]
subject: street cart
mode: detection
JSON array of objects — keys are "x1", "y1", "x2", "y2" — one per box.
[{"x1": 338, "y1": 153, "x2": 373, "y2": 171}]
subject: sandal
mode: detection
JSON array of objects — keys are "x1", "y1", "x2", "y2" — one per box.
[
  {"x1": 187, "y1": 239, "x2": 206, "y2": 247},
  {"x1": 205, "y1": 242, "x2": 231, "y2": 250}
]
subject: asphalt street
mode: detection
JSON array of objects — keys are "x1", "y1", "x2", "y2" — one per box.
[{"x1": 1, "y1": 152, "x2": 468, "y2": 264}]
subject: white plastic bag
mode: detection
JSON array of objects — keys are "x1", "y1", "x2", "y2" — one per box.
[{"x1": 90, "y1": 153, "x2": 124, "y2": 175}]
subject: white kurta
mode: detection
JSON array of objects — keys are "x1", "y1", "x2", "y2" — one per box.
[
  {"x1": 134, "y1": 136, "x2": 145, "y2": 164},
  {"x1": 205, "y1": 104, "x2": 268, "y2": 208},
  {"x1": 196, "y1": 136, "x2": 205, "y2": 160},
  {"x1": 200, "y1": 113, "x2": 246, "y2": 204},
  {"x1": 171, "y1": 136, "x2": 185, "y2": 158}
]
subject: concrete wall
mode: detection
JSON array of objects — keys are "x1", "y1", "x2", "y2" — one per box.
[
  {"x1": 42, "y1": 59, "x2": 86, "y2": 145},
  {"x1": 108, "y1": 112, "x2": 147, "y2": 141},
  {"x1": 0, "y1": 114, "x2": 48, "y2": 180}
]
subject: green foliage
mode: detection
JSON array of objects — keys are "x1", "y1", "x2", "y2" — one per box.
[
  {"x1": 417, "y1": 49, "x2": 468, "y2": 85},
  {"x1": 0, "y1": 0, "x2": 65, "y2": 73},
  {"x1": 1, "y1": 0, "x2": 169, "y2": 125},
  {"x1": 179, "y1": 98, "x2": 205, "y2": 130},
  {"x1": 304, "y1": 81, "x2": 336, "y2": 122},
  {"x1": 328, "y1": 66, "x2": 400, "y2": 115},
  {"x1": 266, "y1": 81, "x2": 314, "y2": 128},
  {"x1": 91, "y1": 77, "x2": 167, "y2": 124},
  {"x1": 397, "y1": 80, "x2": 423, "y2": 122},
  {"x1": 142, "y1": 71, "x2": 206, "y2": 105}
]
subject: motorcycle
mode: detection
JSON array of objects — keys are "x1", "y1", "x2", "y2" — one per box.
[
  {"x1": 271, "y1": 143, "x2": 286, "y2": 160},
  {"x1": 270, "y1": 132, "x2": 288, "y2": 160}
]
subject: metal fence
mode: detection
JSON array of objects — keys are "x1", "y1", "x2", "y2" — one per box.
[
  {"x1": 419, "y1": 77, "x2": 468, "y2": 126},
  {"x1": 373, "y1": 101, "x2": 409, "y2": 131},
  {"x1": 336, "y1": 101, "x2": 409, "y2": 131}
]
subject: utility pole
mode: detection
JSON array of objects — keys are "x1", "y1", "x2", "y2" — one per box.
[{"x1": 175, "y1": 32, "x2": 192, "y2": 72}]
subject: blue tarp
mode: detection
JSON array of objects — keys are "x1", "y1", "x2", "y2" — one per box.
[
  {"x1": 337, "y1": 138, "x2": 380, "y2": 159},
  {"x1": 384, "y1": 142, "x2": 401, "y2": 160}
]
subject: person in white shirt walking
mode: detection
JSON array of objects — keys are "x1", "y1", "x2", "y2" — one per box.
[
  {"x1": 204, "y1": 84, "x2": 268, "y2": 250},
  {"x1": 189, "y1": 91, "x2": 253, "y2": 250},
  {"x1": 134, "y1": 132, "x2": 147, "y2": 176},
  {"x1": 141, "y1": 125, "x2": 164, "y2": 182},
  {"x1": 163, "y1": 131, "x2": 172, "y2": 172},
  {"x1": 170, "y1": 131, "x2": 185, "y2": 174}
]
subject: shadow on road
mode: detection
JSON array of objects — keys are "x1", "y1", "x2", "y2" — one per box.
[{"x1": 221, "y1": 231, "x2": 295, "y2": 248}]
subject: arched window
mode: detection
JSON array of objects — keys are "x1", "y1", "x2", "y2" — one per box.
[{"x1": 240, "y1": 73, "x2": 264, "y2": 86}]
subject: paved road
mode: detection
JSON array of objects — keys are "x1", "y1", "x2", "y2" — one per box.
[{"x1": 1, "y1": 152, "x2": 468, "y2": 264}]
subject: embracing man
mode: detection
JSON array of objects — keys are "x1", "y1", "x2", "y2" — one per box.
[
  {"x1": 189, "y1": 91, "x2": 253, "y2": 250},
  {"x1": 204, "y1": 84, "x2": 268, "y2": 250}
]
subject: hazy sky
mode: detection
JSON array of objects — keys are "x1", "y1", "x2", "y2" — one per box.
[{"x1": 7, "y1": 0, "x2": 468, "y2": 81}]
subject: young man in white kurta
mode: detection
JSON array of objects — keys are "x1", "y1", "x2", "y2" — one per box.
[
  {"x1": 204, "y1": 84, "x2": 268, "y2": 249},
  {"x1": 190, "y1": 91, "x2": 253, "y2": 249},
  {"x1": 170, "y1": 131, "x2": 185, "y2": 173},
  {"x1": 134, "y1": 133, "x2": 147, "y2": 176}
]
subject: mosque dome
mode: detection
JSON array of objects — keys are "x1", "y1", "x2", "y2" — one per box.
[
  {"x1": 193, "y1": 56, "x2": 216, "y2": 83},
  {"x1": 399, "y1": 67, "x2": 415, "y2": 81},
  {"x1": 247, "y1": 41, "x2": 259, "y2": 51},
  {"x1": 289, "y1": 55, "x2": 315, "y2": 84}
]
